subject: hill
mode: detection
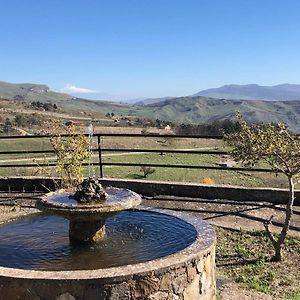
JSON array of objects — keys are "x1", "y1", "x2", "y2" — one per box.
[
  {"x1": 0, "y1": 81, "x2": 73, "y2": 102},
  {"x1": 1, "y1": 81, "x2": 300, "y2": 132},
  {"x1": 0, "y1": 80, "x2": 132, "y2": 114},
  {"x1": 193, "y1": 84, "x2": 300, "y2": 101},
  {"x1": 139, "y1": 96, "x2": 300, "y2": 132}
]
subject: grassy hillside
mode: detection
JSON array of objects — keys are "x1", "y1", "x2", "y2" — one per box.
[
  {"x1": 137, "y1": 97, "x2": 300, "y2": 131},
  {"x1": 0, "y1": 81, "x2": 73, "y2": 101}
]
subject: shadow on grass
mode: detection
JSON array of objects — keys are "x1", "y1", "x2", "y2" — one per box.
[
  {"x1": 217, "y1": 257, "x2": 260, "y2": 267},
  {"x1": 127, "y1": 173, "x2": 145, "y2": 179}
]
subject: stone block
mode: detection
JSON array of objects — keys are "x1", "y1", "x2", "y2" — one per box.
[
  {"x1": 56, "y1": 293, "x2": 75, "y2": 300},
  {"x1": 183, "y1": 274, "x2": 200, "y2": 300},
  {"x1": 160, "y1": 273, "x2": 172, "y2": 291},
  {"x1": 172, "y1": 273, "x2": 188, "y2": 294},
  {"x1": 149, "y1": 291, "x2": 169, "y2": 300},
  {"x1": 110, "y1": 282, "x2": 131, "y2": 300}
]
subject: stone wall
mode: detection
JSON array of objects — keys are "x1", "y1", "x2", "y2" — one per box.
[
  {"x1": 0, "y1": 250, "x2": 216, "y2": 300},
  {"x1": 0, "y1": 176, "x2": 299, "y2": 206},
  {"x1": 100, "y1": 178, "x2": 299, "y2": 205}
]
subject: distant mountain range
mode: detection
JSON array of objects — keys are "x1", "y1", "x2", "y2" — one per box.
[
  {"x1": 137, "y1": 84, "x2": 300, "y2": 106},
  {"x1": 193, "y1": 84, "x2": 300, "y2": 101},
  {"x1": 1, "y1": 81, "x2": 300, "y2": 132}
]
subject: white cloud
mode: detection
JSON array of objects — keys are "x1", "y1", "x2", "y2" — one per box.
[{"x1": 60, "y1": 84, "x2": 97, "y2": 94}]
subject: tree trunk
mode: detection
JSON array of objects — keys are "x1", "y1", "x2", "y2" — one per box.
[
  {"x1": 272, "y1": 175, "x2": 295, "y2": 262},
  {"x1": 273, "y1": 244, "x2": 282, "y2": 262}
]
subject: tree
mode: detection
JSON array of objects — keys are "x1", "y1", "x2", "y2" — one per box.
[
  {"x1": 3, "y1": 118, "x2": 12, "y2": 134},
  {"x1": 15, "y1": 114, "x2": 27, "y2": 127},
  {"x1": 49, "y1": 122, "x2": 88, "y2": 188},
  {"x1": 140, "y1": 166, "x2": 156, "y2": 178},
  {"x1": 225, "y1": 113, "x2": 300, "y2": 261}
]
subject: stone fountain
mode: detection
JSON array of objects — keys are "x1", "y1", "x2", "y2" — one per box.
[
  {"x1": 0, "y1": 178, "x2": 216, "y2": 299},
  {"x1": 36, "y1": 177, "x2": 142, "y2": 243}
]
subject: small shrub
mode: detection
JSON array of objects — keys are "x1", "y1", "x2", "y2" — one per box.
[
  {"x1": 235, "y1": 244, "x2": 254, "y2": 259},
  {"x1": 49, "y1": 121, "x2": 88, "y2": 188},
  {"x1": 140, "y1": 166, "x2": 155, "y2": 178}
]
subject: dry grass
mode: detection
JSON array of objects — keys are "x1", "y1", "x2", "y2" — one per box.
[{"x1": 216, "y1": 227, "x2": 300, "y2": 298}]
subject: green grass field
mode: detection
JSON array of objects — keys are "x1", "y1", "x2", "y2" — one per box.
[
  {"x1": 0, "y1": 134, "x2": 293, "y2": 188},
  {"x1": 0, "y1": 144, "x2": 289, "y2": 188}
]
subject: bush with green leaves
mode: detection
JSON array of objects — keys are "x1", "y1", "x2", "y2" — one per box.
[
  {"x1": 225, "y1": 113, "x2": 300, "y2": 261},
  {"x1": 49, "y1": 122, "x2": 88, "y2": 188}
]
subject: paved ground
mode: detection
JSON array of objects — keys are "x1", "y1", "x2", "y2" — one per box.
[{"x1": 142, "y1": 195, "x2": 300, "y2": 237}]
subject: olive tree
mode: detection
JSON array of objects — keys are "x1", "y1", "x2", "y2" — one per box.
[{"x1": 225, "y1": 114, "x2": 300, "y2": 261}]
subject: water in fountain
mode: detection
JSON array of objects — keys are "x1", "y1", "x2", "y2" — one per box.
[
  {"x1": 0, "y1": 172, "x2": 199, "y2": 271},
  {"x1": 0, "y1": 210, "x2": 197, "y2": 271}
]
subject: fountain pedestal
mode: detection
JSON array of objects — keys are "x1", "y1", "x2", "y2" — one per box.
[
  {"x1": 69, "y1": 218, "x2": 107, "y2": 243},
  {"x1": 36, "y1": 187, "x2": 142, "y2": 244}
]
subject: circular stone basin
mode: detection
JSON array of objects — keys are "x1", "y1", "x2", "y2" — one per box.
[
  {"x1": 0, "y1": 208, "x2": 216, "y2": 299},
  {"x1": 0, "y1": 209, "x2": 197, "y2": 271}
]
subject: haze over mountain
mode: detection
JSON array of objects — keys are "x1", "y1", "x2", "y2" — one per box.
[
  {"x1": 136, "y1": 84, "x2": 300, "y2": 106},
  {"x1": 193, "y1": 84, "x2": 300, "y2": 101}
]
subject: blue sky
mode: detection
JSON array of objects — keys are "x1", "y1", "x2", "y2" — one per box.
[{"x1": 1, "y1": 0, "x2": 300, "y2": 100}]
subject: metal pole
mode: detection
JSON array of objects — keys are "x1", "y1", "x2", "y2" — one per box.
[{"x1": 97, "y1": 135, "x2": 103, "y2": 178}]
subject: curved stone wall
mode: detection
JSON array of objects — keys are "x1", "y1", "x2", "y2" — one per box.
[{"x1": 0, "y1": 208, "x2": 216, "y2": 300}]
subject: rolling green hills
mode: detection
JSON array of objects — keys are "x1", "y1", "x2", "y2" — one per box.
[
  {"x1": 135, "y1": 97, "x2": 300, "y2": 132},
  {"x1": 1, "y1": 81, "x2": 300, "y2": 132}
]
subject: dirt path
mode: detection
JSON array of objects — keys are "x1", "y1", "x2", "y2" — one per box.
[
  {"x1": 142, "y1": 195, "x2": 300, "y2": 237},
  {"x1": 2, "y1": 107, "x2": 95, "y2": 121},
  {"x1": 0, "y1": 147, "x2": 216, "y2": 163}
]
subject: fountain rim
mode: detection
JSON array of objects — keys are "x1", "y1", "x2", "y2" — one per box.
[
  {"x1": 0, "y1": 206, "x2": 216, "y2": 281},
  {"x1": 36, "y1": 187, "x2": 142, "y2": 215}
]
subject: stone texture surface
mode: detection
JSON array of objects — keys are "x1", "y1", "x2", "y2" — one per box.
[
  {"x1": 69, "y1": 219, "x2": 106, "y2": 243},
  {"x1": 0, "y1": 251, "x2": 216, "y2": 300}
]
